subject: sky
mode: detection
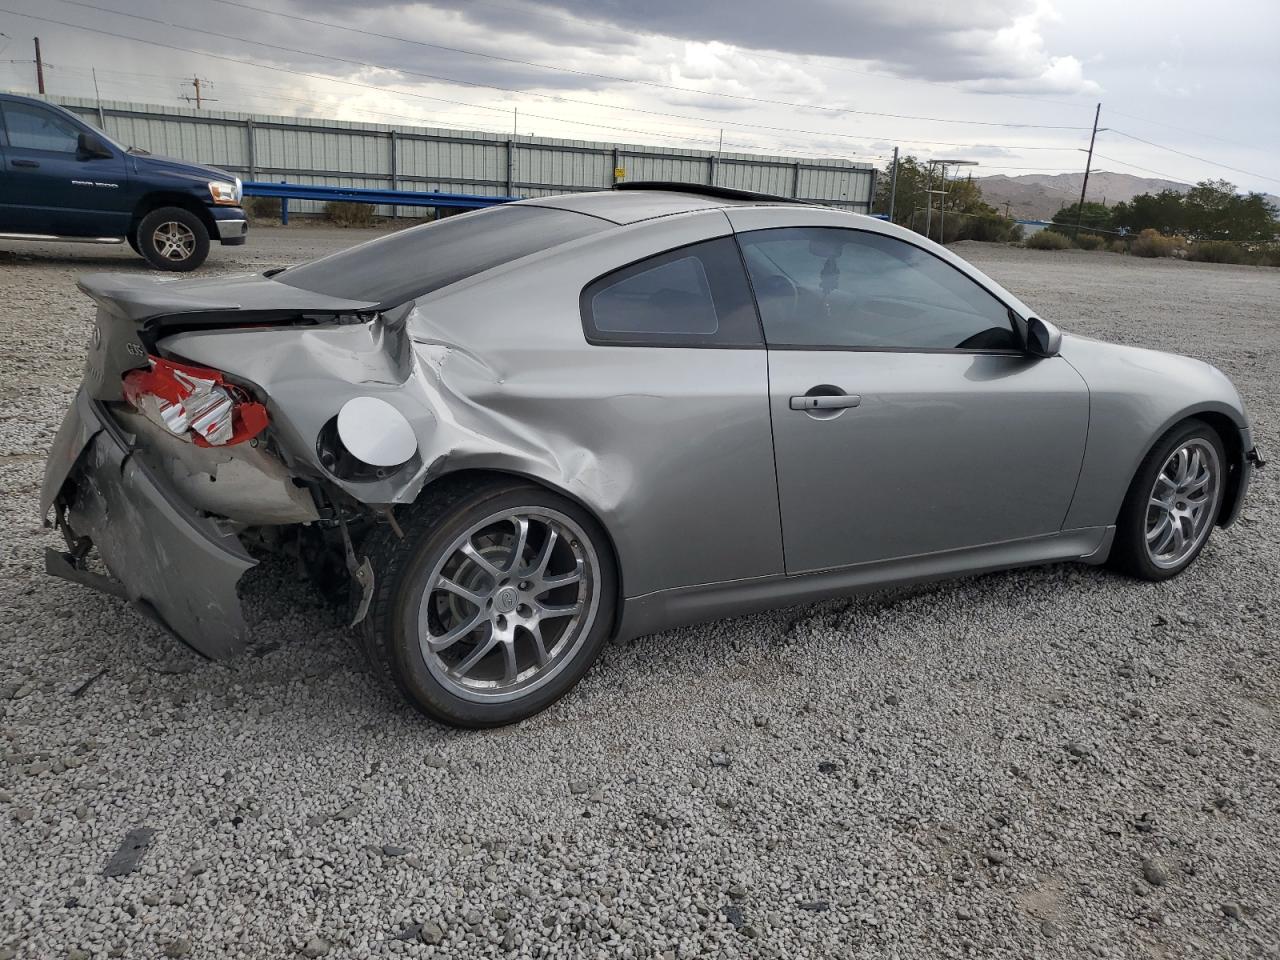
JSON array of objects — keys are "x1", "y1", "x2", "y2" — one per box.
[{"x1": 0, "y1": 0, "x2": 1276, "y2": 194}]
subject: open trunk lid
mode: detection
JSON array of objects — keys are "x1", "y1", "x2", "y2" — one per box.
[{"x1": 76, "y1": 272, "x2": 379, "y2": 403}]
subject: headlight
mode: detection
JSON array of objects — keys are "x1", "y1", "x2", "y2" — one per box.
[{"x1": 208, "y1": 180, "x2": 240, "y2": 205}]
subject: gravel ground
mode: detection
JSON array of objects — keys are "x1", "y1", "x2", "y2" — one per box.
[{"x1": 1, "y1": 228, "x2": 1277, "y2": 960}]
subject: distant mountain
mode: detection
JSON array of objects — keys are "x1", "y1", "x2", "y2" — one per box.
[{"x1": 974, "y1": 171, "x2": 1194, "y2": 220}]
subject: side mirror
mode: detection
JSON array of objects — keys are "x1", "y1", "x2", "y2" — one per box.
[
  {"x1": 77, "y1": 132, "x2": 113, "y2": 160},
  {"x1": 1026, "y1": 316, "x2": 1062, "y2": 358}
]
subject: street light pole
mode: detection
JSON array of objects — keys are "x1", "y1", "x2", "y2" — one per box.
[
  {"x1": 924, "y1": 161, "x2": 935, "y2": 240},
  {"x1": 887, "y1": 146, "x2": 899, "y2": 222}
]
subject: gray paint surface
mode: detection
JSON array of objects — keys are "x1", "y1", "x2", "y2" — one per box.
[{"x1": 41, "y1": 190, "x2": 1259, "y2": 659}]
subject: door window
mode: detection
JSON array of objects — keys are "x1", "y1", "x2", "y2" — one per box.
[
  {"x1": 581, "y1": 237, "x2": 762, "y2": 347},
  {"x1": 2, "y1": 103, "x2": 81, "y2": 153},
  {"x1": 738, "y1": 227, "x2": 1018, "y2": 351}
]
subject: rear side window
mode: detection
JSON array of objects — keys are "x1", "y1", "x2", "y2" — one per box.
[
  {"x1": 581, "y1": 237, "x2": 762, "y2": 347},
  {"x1": 2, "y1": 102, "x2": 81, "y2": 153},
  {"x1": 274, "y1": 204, "x2": 609, "y2": 306}
]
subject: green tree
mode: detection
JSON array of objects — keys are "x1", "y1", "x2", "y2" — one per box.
[
  {"x1": 1112, "y1": 180, "x2": 1277, "y2": 242},
  {"x1": 1049, "y1": 201, "x2": 1113, "y2": 236},
  {"x1": 874, "y1": 155, "x2": 1014, "y2": 242}
]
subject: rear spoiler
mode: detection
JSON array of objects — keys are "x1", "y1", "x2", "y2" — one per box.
[{"x1": 77, "y1": 272, "x2": 378, "y2": 324}]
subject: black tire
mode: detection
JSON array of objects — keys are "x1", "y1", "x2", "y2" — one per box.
[
  {"x1": 1109, "y1": 418, "x2": 1225, "y2": 581},
  {"x1": 135, "y1": 206, "x2": 210, "y2": 271},
  {"x1": 362, "y1": 478, "x2": 618, "y2": 728}
]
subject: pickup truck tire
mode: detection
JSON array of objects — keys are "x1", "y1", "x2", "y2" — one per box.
[{"x1": 136, "y1": 207, "x2": 210, "y2": 271}]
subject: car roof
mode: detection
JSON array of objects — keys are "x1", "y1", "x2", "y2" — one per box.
[{"x1": 516, "y1": 187, "x2": 796, "y2": 226}]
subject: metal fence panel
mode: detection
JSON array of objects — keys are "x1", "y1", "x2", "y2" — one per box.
[{"x1": 49, "y1": 95, "x2": 876, "y2": 216}]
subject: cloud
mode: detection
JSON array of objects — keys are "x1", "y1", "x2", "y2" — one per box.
[{"x1": 422, "y1": 0, "x2": 1099, "y2": 94}]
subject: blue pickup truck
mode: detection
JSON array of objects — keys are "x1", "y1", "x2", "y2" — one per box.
[{"x1": 0, "y1": 92, "x2": 246, "y2": 270}]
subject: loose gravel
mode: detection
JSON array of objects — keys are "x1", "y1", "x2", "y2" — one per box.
[{"x1": 1, "y1": 229, "x2": 1278, "y2": 959}]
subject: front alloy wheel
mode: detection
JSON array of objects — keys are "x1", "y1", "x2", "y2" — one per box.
[
  {"x1": 136, "y1": 206, "x2": 211, "y2": 271},
  {"x1": 1111, "y1": 419, "x2": 1225, "y2": 581},
  {"x1": 152, "y1": 220, "x2": 197, "y2": 262},
  {"x1": 1144, "y1": 438, "x2": 1220, "y2": 569}
]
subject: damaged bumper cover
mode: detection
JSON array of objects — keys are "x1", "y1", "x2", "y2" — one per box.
[{"x1": 42, "y1": 389, "x2": 255, "y2": 659}]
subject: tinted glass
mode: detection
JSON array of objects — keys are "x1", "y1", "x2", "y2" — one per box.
[
  {"x1": 275, "y1": 205, "x2": 609, "y2": 305},
  {"x1": 581, "y1": 237, "x2": 762, "y2": 347},
  {"x1": 3, "y1": 102, "x2": 80, "y2": 153},
  {"x1": 738, "y1": 227, "x2": 1018, "y2": 351}
]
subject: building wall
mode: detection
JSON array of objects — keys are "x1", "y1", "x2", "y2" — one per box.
[{"x1": 49, "y1": 95, "x2": 876, "y2": 217}]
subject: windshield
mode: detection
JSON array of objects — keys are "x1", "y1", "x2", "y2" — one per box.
[{"x1": 273, "y1": 204, "x2": 610, "y2": 306}]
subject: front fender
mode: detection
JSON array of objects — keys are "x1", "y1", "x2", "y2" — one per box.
[{"x1": 1059, "y1": 335, "x2": 1251, "y2": 529}]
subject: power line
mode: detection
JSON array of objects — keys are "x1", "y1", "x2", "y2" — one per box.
[
  {"x1": 53, "y1": 0, "x2": 1093, "y2": 141},
  {"x1": 187, "y1": 0, "x2": 1089, "y2": 131},
  {"x1": 1104, "y1": 129, "x2": 1279, "y2": 186},
  {"x1": 0, "y1": 7, "x2": 1087, "y2": 158},
  {"x1": 1090, "y1": 152, "x2": 1194, "y2": 186},
  {"x1": 1102, "y1": 106, "x2": 1261, "y2": 151}
]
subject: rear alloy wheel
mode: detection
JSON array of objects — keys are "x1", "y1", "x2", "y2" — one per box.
[
  {"x1": 136, "y1": 206, "x2": 210, "y2": 271},
  {"x1": 1110, "y1": 420, "x2": 1225, "y2": 580},
  {"x1": 363, "y1": 481, "x2": 616, "y2": 727}
]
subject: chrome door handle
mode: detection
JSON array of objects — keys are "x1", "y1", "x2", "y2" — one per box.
[{"x1": 790, "y1": 394, "x2": 861, "y2": 411}]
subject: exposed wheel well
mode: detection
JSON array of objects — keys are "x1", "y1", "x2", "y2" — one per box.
[
  {"x1": 130, "y1": 194, "x2": 216, "y2": 238},
  {"x1": 416, "y1": 468, "x2": 627, "y2": 635},
  {"x1": 1193, "y1": 412, "x2": 1245, "y2": 526}
]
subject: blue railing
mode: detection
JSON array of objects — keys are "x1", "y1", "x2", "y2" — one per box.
[{"x1": 241, "y1": 181, "x2": 518, "y2": 224}]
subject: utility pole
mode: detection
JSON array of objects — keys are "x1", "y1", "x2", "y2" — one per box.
[
  {"x1": 887, "y1": 146, "x2": 899, "y2": 222},
  {"x1": 33, "y1": 37, "x2": 45, "y2": 94},
  {"x1": 513, "y1": 107, "x2": 517, "y2": 136},
  {"x1": 1073, "y1": 102, "x2": 1102, "y2": 239},
  {"x1": 179, "y1": 76, "x2": 217, "y2": 109}
]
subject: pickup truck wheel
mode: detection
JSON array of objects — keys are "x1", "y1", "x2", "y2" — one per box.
[{"x1": 136, "y1": 207, "x2": 210, "y2": 271}]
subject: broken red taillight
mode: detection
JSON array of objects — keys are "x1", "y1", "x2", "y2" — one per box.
[{"x1": 122, "y1": 356, "x2": 268, "y2": 447}]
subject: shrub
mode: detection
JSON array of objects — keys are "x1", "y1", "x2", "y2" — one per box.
[
  {"x1": 1025, "y1": 230, "x2": 1072, "y2": 250},
  {"x1": 324, "y1": 200, "x2": 375, "y2": 227},
  {"x1": 959, "y1": 213, "x2": 1022, "y2": 243},
  {"x1": 1109, "y1": 240, "x2": 1128, "y2": 254},
  {"x1": 1187, "y1": 241, "x2": 1247, "y2": 264},
  {"x1": 1129, "y1": 228, "x2": 1178, "y2": 258},
  {"x1": 1073, "y1": 233, "x2": 1105, "y2": 251},
  {"x1": 242, "y1": 196, "x2": 281, "y2": 221}
]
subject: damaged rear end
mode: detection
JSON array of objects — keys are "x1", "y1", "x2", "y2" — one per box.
[{"x1": 41, "y1": 271, "x2": 421, "y2": 658}]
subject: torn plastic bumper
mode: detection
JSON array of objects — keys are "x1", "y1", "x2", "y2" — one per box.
[
  {"x1": 42, "y1": 390, "x2": 255, "y2": 659},
  {"x1": 1219, "y1": 436, "x2": 1265, "y2": 528}
]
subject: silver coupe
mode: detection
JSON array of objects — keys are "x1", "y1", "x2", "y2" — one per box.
[{"x1": 41, "y1": 184, "x2": 1265, "y2": 726}]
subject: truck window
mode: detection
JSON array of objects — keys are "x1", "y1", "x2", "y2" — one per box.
[{"x1": 2, "y1": 102, "x2": 81, "y2": 153}]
